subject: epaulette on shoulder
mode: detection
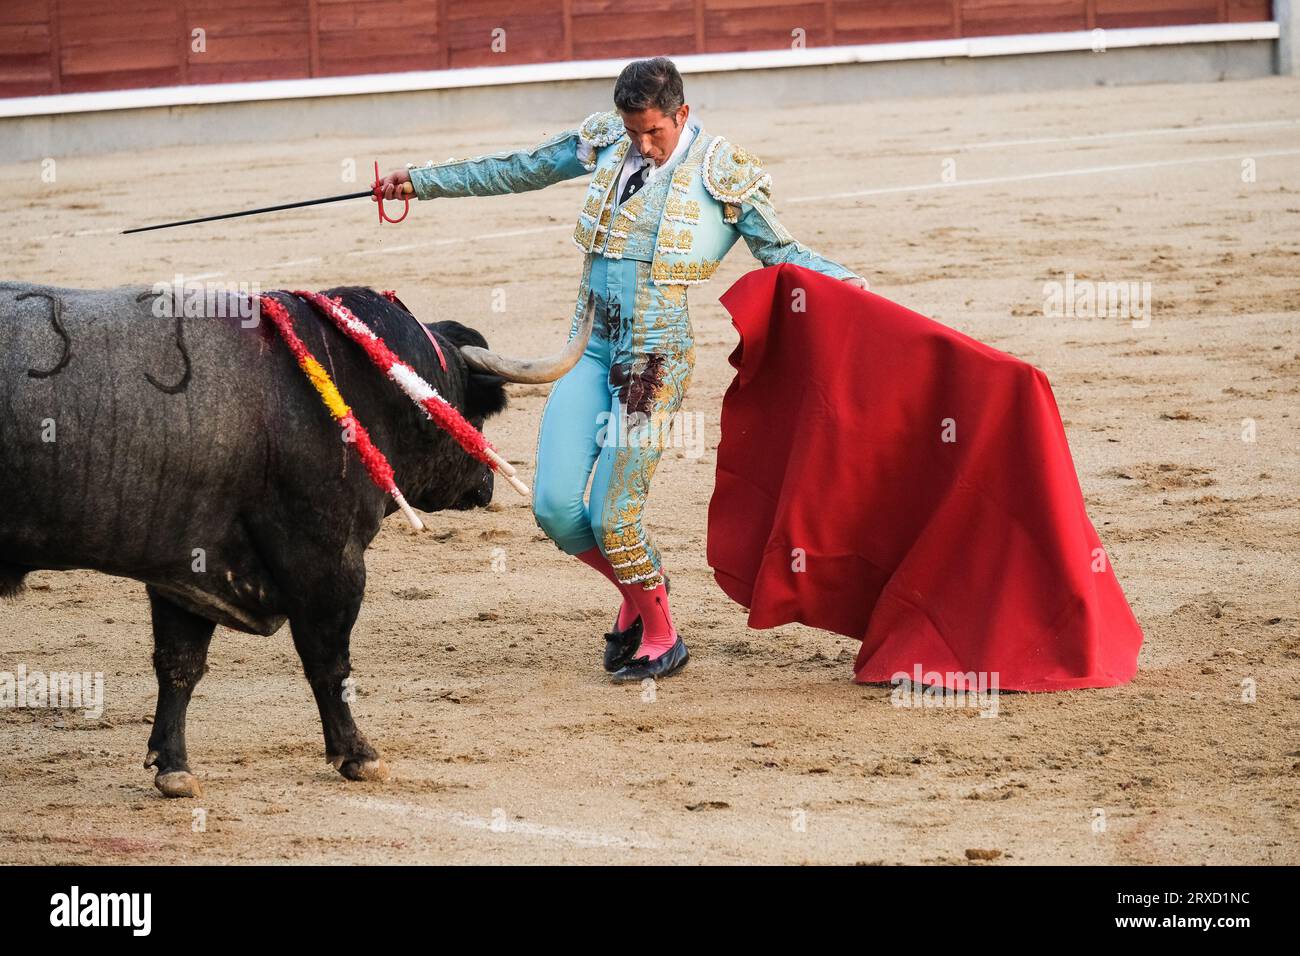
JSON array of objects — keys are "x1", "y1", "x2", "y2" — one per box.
[
  {"x1": 703, "y1": 136, "x2": 772, "y2": 205},
  {"x1": 578, "y1": 110, "x2": 626, "y2": 148}
]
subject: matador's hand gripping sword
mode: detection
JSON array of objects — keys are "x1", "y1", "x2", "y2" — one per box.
[{"x1": 122, "y1": 161, "x2": 411, "y2": 234}]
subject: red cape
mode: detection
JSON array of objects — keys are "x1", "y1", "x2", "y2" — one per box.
[{"x1": 707, "y1": 264, "x2": 1142, "y2": 691}]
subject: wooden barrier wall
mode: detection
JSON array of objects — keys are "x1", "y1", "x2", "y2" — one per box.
[{"x1": 0, "y1": 0, "x2": 1275, "y2": 98}]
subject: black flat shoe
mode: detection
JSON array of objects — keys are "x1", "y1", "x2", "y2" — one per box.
[
  {"x1": 610, "y1": 635, "x2": 689, "y2": 683},
  {"x1": 603, "y1": 617, "x2": 642, "y2": 672},
  {"x1": 600, "y1": 574, "x2": 670, "y2": 673}
]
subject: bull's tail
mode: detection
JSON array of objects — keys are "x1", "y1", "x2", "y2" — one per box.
[{"x1": 0, "y1": 562, "x2": 30, "y2": 599}]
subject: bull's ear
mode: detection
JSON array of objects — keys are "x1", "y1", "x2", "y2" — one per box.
[
  {"x1": 427, "y1": 320, "x2": 507, "y2": 418},
  {"x1": 465, "y1": 372, "x2": 509, "y2": 421}
]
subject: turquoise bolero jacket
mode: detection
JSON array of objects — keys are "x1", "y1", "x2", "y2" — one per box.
[{"x1": 407, "y1": 110, "x2": 860, "y2": 287}]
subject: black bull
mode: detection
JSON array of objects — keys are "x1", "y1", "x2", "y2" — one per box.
[{"x1": 0, "y1": 283, "x2": 509, "y2": 797}]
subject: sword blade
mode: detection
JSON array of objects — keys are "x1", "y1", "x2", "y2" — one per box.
[{"x1": 122, "y1": 190, "x2": 375, "y2": 234}]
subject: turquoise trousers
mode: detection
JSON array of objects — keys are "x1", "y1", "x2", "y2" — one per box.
[{"x1": 532, "y1": 254, "x2": 695, "y2": 590}]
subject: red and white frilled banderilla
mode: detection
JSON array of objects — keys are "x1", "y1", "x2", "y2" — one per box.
[{"x1": 259, "y1": 289, "x2": 597, "y2": 530}]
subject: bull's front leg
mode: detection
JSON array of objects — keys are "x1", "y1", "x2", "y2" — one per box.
[
  {"x1": 144, "y1": 586, "x2": 215, "y2": 798},
  {"x1": 289, "y1": 595, "x2": 389, "y2": 783}
]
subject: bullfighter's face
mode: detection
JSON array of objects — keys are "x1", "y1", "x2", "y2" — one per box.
[{"x1": 619, "y1": 104, "x2": 690, "y2": 166}]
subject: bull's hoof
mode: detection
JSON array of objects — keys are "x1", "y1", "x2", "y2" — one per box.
[
  {"x1": 338, "y1": 758, "x2": 389, "y2": 782},
  {"x1": 154, "y1": 770, "x2": 203, "y2": 799}
]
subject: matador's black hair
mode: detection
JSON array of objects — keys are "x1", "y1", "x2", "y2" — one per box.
[{"x1": 614, "y1": 57, "x2": 685, "y2": 119}]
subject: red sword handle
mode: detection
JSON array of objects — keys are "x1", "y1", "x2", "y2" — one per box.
[{"x1": 372, "y1": 160, "x2": 411, "y2": 224}]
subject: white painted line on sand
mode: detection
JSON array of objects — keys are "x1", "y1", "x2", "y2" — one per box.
[
  {"x1": 789, "y1": 148, "x2": 1300, "y2": 203},
  {"x1": 339, "y1": 796, "x2": 658, "y2": 850},
  {"x1": 24, "y1": 150, "x2": 1298, "y2": 269},
  {"x1": 935, "y1": 118, "x2": 1300, "y2": 153}
]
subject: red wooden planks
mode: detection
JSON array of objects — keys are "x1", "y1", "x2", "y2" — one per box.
[
  {"x1": 1095, "y1": 0, "x2": 1223, "y2": 28},
  {"x1": 570, "y1": 0, "x2": 697, "y2": 61},
  {"x1": 0, "y1": 0, "x2": 1277, "y2": 97},
  {"x1": 834, "y1": 0, "x2": 961, "y2": 44},
  {"x1": 702, "y1": 0, "x2": 834, "y2": 53},
  {"x1": 0, "y1": 1, "x2": 55, "y2": 98},
  {"x1": 960, "y1": 0, "x2": 1090, "y2": 38}
]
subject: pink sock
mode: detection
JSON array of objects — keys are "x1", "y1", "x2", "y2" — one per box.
[
  {"x1": 618, "y1": 582, "x2": 677, "y2": 660},
  {"x1": 575, "y1": 547, "x2": 638, "y2": 631}
]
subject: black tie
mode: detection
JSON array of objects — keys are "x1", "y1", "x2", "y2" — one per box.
[{"x1": 619, "y1": 162, "x2": 647, "y2": 204}]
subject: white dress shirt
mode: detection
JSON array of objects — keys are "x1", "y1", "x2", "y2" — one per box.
[{"x1": 615, "y1": 121, "x2": 698, "y2": 205}]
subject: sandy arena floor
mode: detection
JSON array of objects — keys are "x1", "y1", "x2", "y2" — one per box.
[{"x1": 1, "y1": 76, "x2": 1297, "y2": 864}]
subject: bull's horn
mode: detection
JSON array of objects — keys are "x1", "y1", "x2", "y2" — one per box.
[{"x1": 459, "y1": 294, "x2": 594, "y2": 384}]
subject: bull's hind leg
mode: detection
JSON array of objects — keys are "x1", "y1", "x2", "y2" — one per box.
[
  {"x1": 144, "y1": 586, "x2": 215, "y2": 798},
  {"x1": 289, "y1": 596, "x2": 388, "y2": 783}
]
